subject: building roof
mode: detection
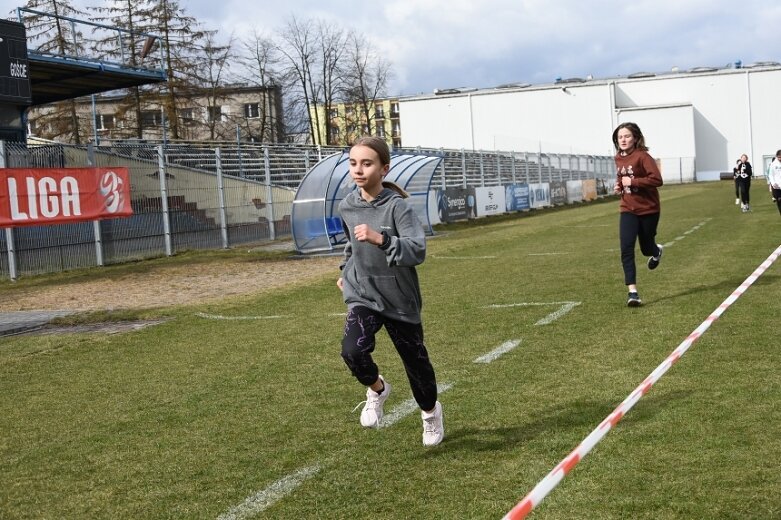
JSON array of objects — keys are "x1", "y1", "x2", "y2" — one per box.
[
  {"x1": 403, "y1": 61, "x2": 781, "y2": 101},
  {"x1": 27, "y1": 52, "x2": 166, "y2": 106}
]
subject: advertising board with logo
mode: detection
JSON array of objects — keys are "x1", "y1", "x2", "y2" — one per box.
[
  {"x1": 436, "y1": 187, "x2": 475, "y2": 222},
  {"x1": 1, "y1": 168, "x2": 133, "y2": 226},
  {"x1": 549, "y1": 181, "x2": 567, "y2": 205},
  {"x1": 528, "y1": 182, "x2": 551, "y2": 209},
  {"x1": 504, "y1": 183, "x2": 530, "y2": 211},
  {"x1": 475, "y1": 186, "x2": 506, "y2": 217}
]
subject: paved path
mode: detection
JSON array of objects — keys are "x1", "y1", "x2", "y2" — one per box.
[{"x1": 0, "y1": 310, "x2": 76, "y2": 337}]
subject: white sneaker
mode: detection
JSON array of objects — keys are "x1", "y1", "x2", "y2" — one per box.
[
  {"x1": 421, "y1": 401, "x2": 444, "y2": 446},
  {"x1": 358, "y1": 376, "x2": 391, "y2": 428}
]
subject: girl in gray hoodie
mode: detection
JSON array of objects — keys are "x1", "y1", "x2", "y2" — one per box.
[{"x1": 337, "y1": 137, "x2": 444, "y2": 447}]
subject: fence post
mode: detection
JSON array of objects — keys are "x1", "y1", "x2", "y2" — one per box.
[
  {"x1": 1, "y1": 141, "x2": 17, "y2": 281},
  {"x1": 557, "y1": 154, "x2": 563, "y2": 181},
  {"x1": 157, "y1": 145, "x2": 173, "y2": 256},
  {"x1": 524, "y1": 152, "x2": 530, "y2": 183},
  {"x1": 439, "y1": 148, "x2": 446, "y2": 190},
  {"x1": 215, "y1": 147, "x2": 229, "y2": 249},
  {"x1": 87, "y1": 143, "x2": 104, "y2": 267},
  {"x1": 264, "y1": 146, "x2": 276, "y2": 240},
  {"x1": 461, "y1": 148, "x2": 467, "y2": 188},
  {"x1": 236, "y1": 126, "x2": 245, "y2": 178},
  {"x1": 479, "y1": 150, "x2": 485, "y2": 187}
]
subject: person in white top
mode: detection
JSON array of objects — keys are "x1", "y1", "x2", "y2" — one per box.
[{"x1": 767, "y1": 149, "x2": 781, "y2": 216}]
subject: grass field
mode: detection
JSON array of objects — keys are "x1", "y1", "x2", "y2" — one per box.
[{"x1": 1, "y1": 181, "x2": 780, "y2": 519}]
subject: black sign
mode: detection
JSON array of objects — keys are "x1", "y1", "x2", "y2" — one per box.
[{"x1": 0, "y1": 20, "x2": 31, "y2": 105}]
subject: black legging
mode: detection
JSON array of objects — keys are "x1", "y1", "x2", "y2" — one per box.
[
  {"x1": 737, "y1": 179, "x2": 751, "y2": 205},
  {"x1": 772, "y1": 187, "x2": 781, "y2": 215},
  {"x1": 620, "y1": 211, "x2": 661, "y2": 286},
  {"x1": 341, "y1": 305, "x2": 438, "y2": 411}
]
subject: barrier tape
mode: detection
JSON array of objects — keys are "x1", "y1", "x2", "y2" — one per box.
[{"x1": 503, "y1": 243, "x2": 781, "y2": 520}]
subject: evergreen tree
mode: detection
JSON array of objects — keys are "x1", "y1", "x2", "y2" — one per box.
[
  {"x1": 145, "y1": 0, "x2": 208, "y2": 140},
  {"x1": 19, "y1": 0, "x2": 87, "y2": 143},
  {"x1": 88, "y1": 0, "x2": 161, "y2": 139}
]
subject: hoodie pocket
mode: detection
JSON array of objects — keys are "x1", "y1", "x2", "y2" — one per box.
[{"x1": 362, "y1": 275, "x2": 418, "y2": 317}]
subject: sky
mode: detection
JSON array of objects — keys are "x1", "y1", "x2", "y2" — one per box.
[{"x1": 8, "y1": 0, "x2": 781, "y2": 96}]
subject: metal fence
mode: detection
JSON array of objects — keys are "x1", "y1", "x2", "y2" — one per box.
[{"x1": 1, "y1": 139, "x2": 616, "y2": 279}]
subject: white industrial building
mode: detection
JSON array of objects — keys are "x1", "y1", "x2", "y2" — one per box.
[{"x1": 399, "y1": 62, "x2": 781, "y2": 181}]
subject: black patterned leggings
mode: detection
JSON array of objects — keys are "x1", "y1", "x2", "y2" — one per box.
[{"x1": 341, "y1": 305, "x2": 438, "y2": 411}]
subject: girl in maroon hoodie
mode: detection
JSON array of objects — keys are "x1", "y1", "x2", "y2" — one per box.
[{"x1": 612, "y1": 122, "x2": 664, "y2": 307}]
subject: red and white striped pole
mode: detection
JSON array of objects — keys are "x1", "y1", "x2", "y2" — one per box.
[{"x1": 503, "y1": 243, "x2": 781, "y2": 520}]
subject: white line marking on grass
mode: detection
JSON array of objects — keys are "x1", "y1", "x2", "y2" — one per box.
[
  {"x1": 195, "y1": 312, "x2": 288, "y2": 320},
  {"x1": 528, "y1": 252, "x2": 570, "y2": 256},
  {"x1": 217, "y1": 464, "x2": 321, "y2": 520},
  {"x1": 485, "y1": 302, "x2": 582, "y2": 325},
  {"x1": 474, "y1": 340, "x2": 522, "y2": 364},
  {"x1": 502, "y1": 242, "x2": 781, "y2": 520},
  {"x1": 534, "y1": 302, "x2": 582, "y2": 325},
  {"x1": 431, "y1": 255, "x2": 497, "y2": 260},
  {"x1": 380, "y1": 382, "x2": 454, "y2": 428},
  {"x1": 662, "y1": 219, "x2": 710, "y2": 249}
]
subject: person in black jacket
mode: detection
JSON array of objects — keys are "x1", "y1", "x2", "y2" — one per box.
[{"x1": 736, "y1": 154, "x2": 753, "y2": 212}]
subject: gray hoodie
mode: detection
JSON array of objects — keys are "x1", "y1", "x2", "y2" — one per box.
[{"x1": 338, "y1": 187, "x2": 426, "y2": 323}]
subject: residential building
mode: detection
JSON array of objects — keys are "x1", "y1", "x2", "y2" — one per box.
[
  {"x1": 26, "y1": 83, "x2": 285, "y2": 143},
  {"x1": 309, "y1": 97, "x2": 401, "y2": 148}
]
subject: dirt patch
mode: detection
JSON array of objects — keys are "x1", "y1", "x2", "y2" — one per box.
[{"x1": 0, "y1": 253, "x2": 342, "y2": 313}]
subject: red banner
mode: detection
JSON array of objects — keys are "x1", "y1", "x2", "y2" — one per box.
[{"x1": 0, "y1": 167, "x2": 133, "y2": 227}]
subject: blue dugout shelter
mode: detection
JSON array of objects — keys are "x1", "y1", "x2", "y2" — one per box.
[{"x1": 292, "y1": 151, "x2": 443, "y2": 253}]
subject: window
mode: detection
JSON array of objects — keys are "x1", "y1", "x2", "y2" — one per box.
[
  {"x1": 346, "y1": 123, "x2": 356, "y2": 134},
  {"x1": 244, "y1": 103, "x2": 260, "y2": 119},
  {"x1": 207, "y1": 105, "x2": 223, "y2": 122},
  {"x1": 376, "y1": 124, "x2": 386, "y2": 138},
  {"x1": 392, "y1": 121, "x2": 401, "y2": 137},
  {"x1": 141, "y1": 110, "x2": 162, "y2": 127},
  {"x1": 180, "y1": 108, "x2": 196, "y2": 123},
  {"x1": 28, "y1": 119, "x2": 37, "y2": 134},
  {"x1": 375, "y1": 104, "x2": 385, "y2": 119},
  {"x1": 345, "y1": 106, "x2": 355, "y2": 118},
  {"x1": 362, "y1": 124, "x2": 370, "y2": 135},
  {"x1": 96, "y1": 114, "x2": 115, "y2": 131},
  {"x1": 390, "y1": 102, "x2": 399, "y2": 116}
]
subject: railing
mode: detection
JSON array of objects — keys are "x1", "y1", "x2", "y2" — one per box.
[
  {"x1": 1, "y1": 138, "x2": 618, "y2": 279},
  {"x1": 17, "y1": 7, "x2": 165, "y2": 76}
]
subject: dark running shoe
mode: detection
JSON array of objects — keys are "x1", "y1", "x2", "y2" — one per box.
[
  {"x1": 627, "y1": 292, "x2": 642, "y2": 307},
  {"x1": 647, "y1": 244, "x2": 663, "y2": 270}
]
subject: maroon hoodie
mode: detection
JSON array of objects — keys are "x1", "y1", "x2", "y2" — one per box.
[{"x1": 614, "y1": 149, "x2": 663, "y2": 215}]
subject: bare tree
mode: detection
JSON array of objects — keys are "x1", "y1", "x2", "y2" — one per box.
[
  {"x1": 192, "y1": 31, "x2": 234, "y2": 140},
  {"x1": 276, "y1": 16, "x2": 321, "y2": 144},
  {"x1": 342, "y1": 31, "x2": 391, "y2": 138},
  {"x1": 236, "y1": 28, "x2": 283, "y2": 142},
  {"x1": 316, "y1": 21, "x2": 347, "y2": 145}
]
